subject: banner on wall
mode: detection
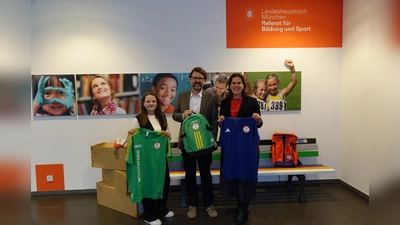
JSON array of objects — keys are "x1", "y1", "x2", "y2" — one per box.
[
  {"x1": 246, "y1": 71, "x2": 301, "y2": 111},
  {"x1": 31, "y1": 70, "x2": 301, "y2": 118},
  {"x1": 76, "y1": 74, "x2": 140, "y2": 115},
  {"x1": 226, "y1": 0, "x2": 343, "y2": 48},
  {"x1": 32, "y1": 74, "x2": 141, "y2": 117},
  {"x1": 207, "y1": 71, "x2": 301, "y2": 111},
  {"x1": 139, "y1": 73, "x2": 191, "y2": 114},
  {"x1": 32, "y1": 74, "x2": 77, "y2": 117}
]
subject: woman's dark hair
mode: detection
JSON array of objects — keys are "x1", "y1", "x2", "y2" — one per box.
[
  {"x1": 138, "y1": 92, "x2": 168, "y2": 129},
  {"x1": 152, "y1": 73, "x2": 178, "y2": 88},
  {"x1": 227, "y1": 73, "x2": 249, "y2": 99}
]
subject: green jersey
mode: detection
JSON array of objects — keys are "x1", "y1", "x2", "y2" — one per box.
[{"x1": 126, "y1": 128, "x2": 170, "y2": 202}]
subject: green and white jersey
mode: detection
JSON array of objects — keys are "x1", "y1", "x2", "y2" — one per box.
[{"x1": 125, "y1": 128, "x2": 170, "y2": 202}]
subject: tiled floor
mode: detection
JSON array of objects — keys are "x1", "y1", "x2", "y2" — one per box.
[{"x1": 31, "y1": 183, "x2": 368, "y2": 225}]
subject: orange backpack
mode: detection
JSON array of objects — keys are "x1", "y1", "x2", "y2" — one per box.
[{"x1": 271, "y1": 132, "x2": 300, "y2": 167}]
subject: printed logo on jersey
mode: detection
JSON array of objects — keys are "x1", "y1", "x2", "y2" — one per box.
[
  {"x1": 243, "y1": 126, "x2": 250, "y2": 133},
  {"x1": 192, "y1": 123, "x2": 199, "y2": 130},
  {"x1": 154, "y1": 142, "x2": 161, "y2": 150},
  {"x1": 194, "y1": 131, "x2": 204, "y2": 149},
  {"x1": 136, "y1": 150, "x2": 141, "y2": 182},
  {"x1": 287, "y1": 155, "x2": 292, "y2": 160},
  {"x1": 225, "y1": 128, "x2": 231, "y2": 133}
]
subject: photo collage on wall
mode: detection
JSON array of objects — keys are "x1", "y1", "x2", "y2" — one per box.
[{"x1": 31, "y1": 71, "x2": 301, "y2": 118}]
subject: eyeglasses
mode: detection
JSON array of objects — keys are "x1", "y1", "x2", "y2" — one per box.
[{"x1": 190, "y1": 77, "x2": 205, "y2": 81}]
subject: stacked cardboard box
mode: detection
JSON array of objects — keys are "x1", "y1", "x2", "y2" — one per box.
[{"x1": 91, "y1": 142, "x2": 143, "y2": 218}]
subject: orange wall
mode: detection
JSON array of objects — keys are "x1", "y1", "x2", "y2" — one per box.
[
  {"x1": 226, "y1": 0, "x2": 343, "y2": 48},
  {"x1": 35, "y1": 164, "x2": 65, "y2": 191}
]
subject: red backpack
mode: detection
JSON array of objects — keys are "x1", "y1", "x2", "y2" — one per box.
[{"x1": 271, "y1": 132, "x2": 300, "y2": 167}]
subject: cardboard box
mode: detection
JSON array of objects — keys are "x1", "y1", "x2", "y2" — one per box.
[
  {"x1": 102, "y1": 169, "x2": 129, "y2": 195},
  {"x1": 91, "y1": 142, "x2": 127, "y2": 170},
  {"x1": 96, "y1": 181, "x2": 143, "y2": 218}
]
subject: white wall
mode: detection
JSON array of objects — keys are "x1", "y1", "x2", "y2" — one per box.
[
  {"x1": 31, "y1": 0, "x2": 343, "y2": 191},
  {"x1": 368, "y1": 0, "x2": 400, "y2": 195},
  {"x1": 340, "y1": 0, "x2": 370, "y2": 195}
]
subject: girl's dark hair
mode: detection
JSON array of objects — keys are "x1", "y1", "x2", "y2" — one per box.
[
  {"x1": 138, "y1": 92, "x2": 168, "y2": 129},
  {"x1": 227, "y1": 73, "x2": 249, "y2": 99},
  {"x1": 32, "y1": 75, "x2": 65, "y2": 99}
]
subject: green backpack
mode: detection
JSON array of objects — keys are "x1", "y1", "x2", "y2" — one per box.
[{"x1": 181, "y1": 114, "x2": 216, "y2": 156}]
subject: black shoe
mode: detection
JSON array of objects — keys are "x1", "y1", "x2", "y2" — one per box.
[
  {"x1": 232, "y1": 206, "x2": 248, "y2": 225},
  {"x1": 232, "y1": 204, "x2": 239, "y2": 217}
]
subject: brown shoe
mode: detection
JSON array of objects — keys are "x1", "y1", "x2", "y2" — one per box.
[
  {"x1": 187, "y1": 206, "x2": 197, "y2": 219},
  {"x1": 206, "y1": 205, "x2": 218, "y2": 218}
]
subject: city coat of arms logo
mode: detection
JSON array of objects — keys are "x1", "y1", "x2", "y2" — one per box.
[{"x1": 245, "y1": 8, "x2": 254, "y2": 20}]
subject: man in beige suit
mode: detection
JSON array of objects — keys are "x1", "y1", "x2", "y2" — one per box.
[{"x1": 172, "y1": 67, "x2": 219, "y2": 220}]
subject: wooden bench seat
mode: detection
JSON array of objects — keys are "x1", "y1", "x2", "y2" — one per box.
[{"x1": 170, "y1": 166, "x2": 334, "y2": 179}]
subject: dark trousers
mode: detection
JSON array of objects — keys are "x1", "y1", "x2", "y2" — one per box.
[
  {"x1": 142, "y1": 162, "x2": 170, "y2": 221},
  {"x1": 181, "y1": 149, "x2": 214, "y2": 208}
]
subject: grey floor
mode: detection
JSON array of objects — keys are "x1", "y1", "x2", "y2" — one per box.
[{"x1": 31, "y1": 183, "x2": 368, "y2": 225}]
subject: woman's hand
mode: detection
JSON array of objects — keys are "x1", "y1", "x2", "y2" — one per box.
[
  {"x1": 163, "y1": 130, "x2": 171, "y2": 138},
  {"x1": 252, "y1": 113, "x2": 262, "y2": 124},
  {"x1": 217, "y1": 115, "x2": 225, "y2": 123},
  {"x1": 128, "y1": 128, "x2": 137, "y2": 135}
]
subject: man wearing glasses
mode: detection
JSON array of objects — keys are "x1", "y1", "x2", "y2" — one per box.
[{"x1": 172, "y1": 67, "x2": 219, "y2": 220}]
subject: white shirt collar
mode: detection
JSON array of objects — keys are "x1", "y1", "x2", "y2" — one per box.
[{"x1": 190, "y1": 90, "x2": 203, "y2": 98}]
